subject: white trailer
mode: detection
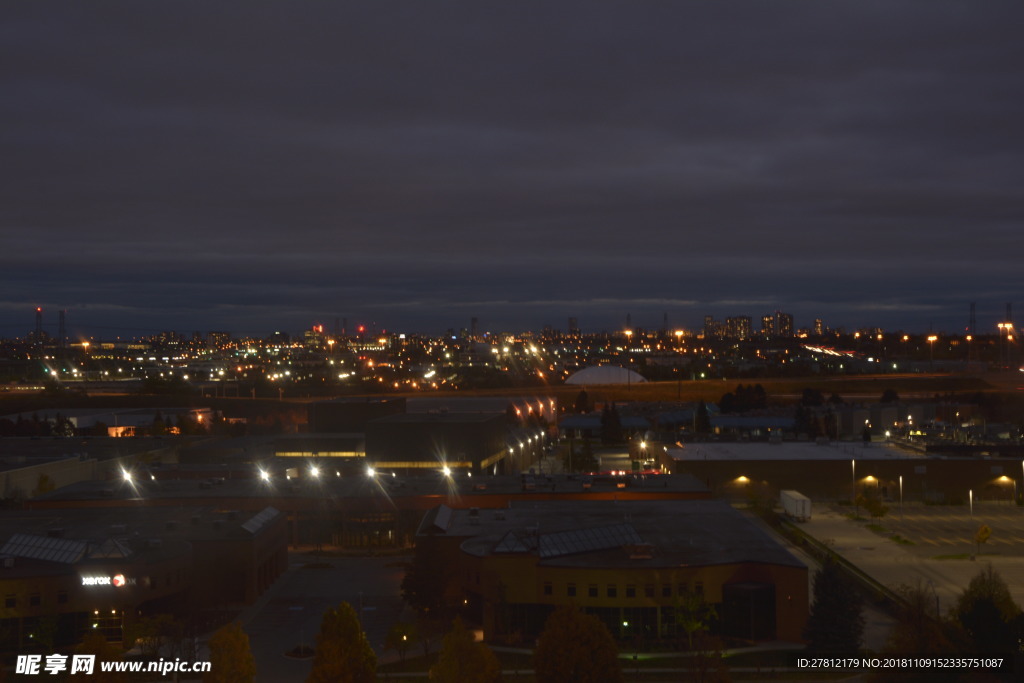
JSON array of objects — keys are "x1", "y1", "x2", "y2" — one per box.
[{"x1": 780, "y1": 490, "x2": 811, "y2": 522}]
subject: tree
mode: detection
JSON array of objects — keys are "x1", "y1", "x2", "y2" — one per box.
[
  {"x1": 384, "y1": 621, "x2": 417, "y2": 663},
  {"x1": 127, "y1": 613, "x2": 184, "y2": 658},
  {"x1": 77, "y1": 630, "x2": 127, "y2": 683},
  {"x1": 429, "y1": 618, "x2": 501, "y2": 683},
  {"x1": 800, "y1": 388, "x2": 824, "y2": 407},
  {"x1": 205, "y1": 621, "x2": 256, "y2": 683},
  {"x1": 694, "y1": 401, "x2": 712, "y2": 435},
  {"x1": 804, "y1": 559, "x2": 864, "y2": 654},
  {"x1": 879, "y1": 389, "x2": 900, "y2": 404},
  {"x1": 793, "y1": 404, "x2": 819, "y2": 438},
  {"x1": 573, "y1": 389, "x2": 590, "y2": 414},
  {"x1": 874, "y1": 581, "x2": 959, "y2": 683},
  {"x1": 534, "y1": 605, "x2": 622, "y2": 683},
  {"x1": 565, "y1": 438, "x2": 599, "y2": 473},
  {"x1": 856, "y1": 493, "x2": 888, "y2": 519},
  {"x1": 600, "y1": 403, "x2": 624, "y2": 444},
  {"x1": 953, "y1": 565, "x2": 1022, "y2": 655},
  {"x1": 307, "y1": 602, "x2": 376, "y2": 683},
  {"x1": 675, "y1": 591, "x2": 717, "y2": 650},
  {"x1": 685, "y1": 634, "x2": 730, "y2": 683},
  {"x1": 402, "y1": 540, "x2": 458, "y2": 617}
]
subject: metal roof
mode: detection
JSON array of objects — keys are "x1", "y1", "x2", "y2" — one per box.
[{"x1": 0, "y1": 533, "x2": 89, "y2": 564}]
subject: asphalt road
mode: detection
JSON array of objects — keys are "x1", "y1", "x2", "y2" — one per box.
[{"x1": 238, "y1": 555, "x2": 408, "y2": 683}]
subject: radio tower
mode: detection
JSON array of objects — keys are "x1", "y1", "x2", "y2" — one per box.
[
  {"x1": 969, "y1": 302, "x2": 976, "y2": 336},
  {"x1": 34, "y1": 307, "x2": 43, "y2": 352},
  {"x1": 58, "y1": 309, "x2": 66, "y2": 361}
]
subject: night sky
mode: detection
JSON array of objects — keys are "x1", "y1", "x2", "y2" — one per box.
[{"x1": 3, "y1": 2, "x2": 1023, "y2": 338}]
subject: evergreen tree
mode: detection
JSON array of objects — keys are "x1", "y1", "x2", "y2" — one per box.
[
  {"x1": 307, "y1": 602, "x2": 376, "y2": 683},
  {"x1": 573, "y1": 389, "x2": 590, "y2": 414},
  {"x1": 879, "y1": 389, "x2": 900, "y2": 404},
  {"x1": 804, "y1": 560, "x2": 864, "y2": 654},
  {"x1": 607, "y1": 403, "x2": 623, "y2": 443},
  {"x1": 954, "y1": 565, "x2": 1022, "y2": 654},
  {"x1": 694, "y1": 401, "x2": 712, "y2": 435}
]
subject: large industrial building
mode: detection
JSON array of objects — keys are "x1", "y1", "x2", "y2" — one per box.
[
  {"x1": 0, "y1": 505, "x2": 286, "y2": 653},
  {"x1": 416, "y1": 499, "x2": 808, "y2": 645}
]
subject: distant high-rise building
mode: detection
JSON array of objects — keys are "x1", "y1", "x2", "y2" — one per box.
[
  {"x1": 776, "y1": 311, "x2": 794, "y2": 338},
  {"x1": 568, "y1": 317, "x2": 580, "y2": 336},
  {"x1": 760, "y1": 311, "x2": 794, "y2": 338},
  {"x1": 703, "y1": 315, "x2": 726, "y2": 339},
  {"x1": 813, "y1": 318, "x2": 824, "y2": 336},
  {"x1": 725, "y1": 316, "x2": 752, "y2": 340},
  {"x1": 208, "y1": 331, "x2": 232, "y2": 349}
]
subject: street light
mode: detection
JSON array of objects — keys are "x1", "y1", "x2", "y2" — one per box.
[
  {"x1": 899, "y1": 475, "x2": 903, "y2": 520},
  {"x1": 927, "y1": 335, "x2": 938, "y2": 370},
  {"x1": 851, "y1": 459, "x2": 856, "y2": 512}
]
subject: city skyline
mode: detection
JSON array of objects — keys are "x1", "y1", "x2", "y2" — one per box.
[{"x1": 3, "y1": 2, "x2": 1023, "y2": 337}]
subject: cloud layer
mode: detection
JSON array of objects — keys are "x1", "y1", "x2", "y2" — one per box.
[{"x1": 3, "y1": 2, "x2": 1022, "y2": 337}]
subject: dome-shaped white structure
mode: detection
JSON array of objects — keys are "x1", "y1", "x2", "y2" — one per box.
[{"x1": 565, "y1": 366, "x2": 647, "y2": 385}]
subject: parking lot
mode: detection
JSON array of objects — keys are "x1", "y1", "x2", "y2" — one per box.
[{"x1": 857, "y1": 501, "x2": 1024, "y2": 557}]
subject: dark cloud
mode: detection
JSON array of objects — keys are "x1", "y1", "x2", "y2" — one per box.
[{"x1": 3, "y1": 1, "x2": 1023, "y2": 337}]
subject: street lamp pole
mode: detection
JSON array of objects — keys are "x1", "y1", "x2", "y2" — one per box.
[
  {"x1": 851, "y1": 459, "x2": 856, "y2": 512},
  {"x1": 899, "y1": 474, "x2": 903, "y2": 521}
]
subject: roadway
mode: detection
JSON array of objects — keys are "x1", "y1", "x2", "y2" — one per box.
[{"x1": 232, "y1": 554, "x2": 408, "y2": 683}]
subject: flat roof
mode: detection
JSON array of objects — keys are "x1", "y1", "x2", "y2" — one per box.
[
  {"x1": 666, "y1": 441, "x2": 925, "y2": 462},
  {"x1": 34, "y1": 471, "x2": 708, "y2": 504},
  {"x1": 369, "y1": 412, "x2": 505, "y2": 425},
  {"x1": 453, "y1": 499, "x2": 805, "y2": 570}
]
